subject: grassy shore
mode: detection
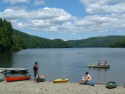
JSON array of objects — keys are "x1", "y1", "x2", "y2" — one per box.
[{"x1": 0, "y1": 81, "x2": 125, "y2": 94}]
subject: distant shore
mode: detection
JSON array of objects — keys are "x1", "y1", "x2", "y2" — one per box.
[{"x1": 0, "y1": 81, "x2": 125, "y2": 94}]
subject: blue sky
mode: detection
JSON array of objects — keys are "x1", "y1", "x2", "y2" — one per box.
[
  {"x1": 0, "y1": 0, "x2": 125, "y2": 40},
  {"x1": 45, "y1": 0, "x2": 86, "y2": 17}
]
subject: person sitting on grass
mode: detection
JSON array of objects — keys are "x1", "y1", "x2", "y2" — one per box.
[{"x1": 79, "y1": 72, "x2": 95, "y2": 86}]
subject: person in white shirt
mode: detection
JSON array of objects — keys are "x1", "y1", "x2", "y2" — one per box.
[{"x1": 79, "y1": 72, "x2": 92, "y2": 84}]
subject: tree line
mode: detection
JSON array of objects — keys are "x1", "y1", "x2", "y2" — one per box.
[
  {"x1": 0, "y1": 18, "x2": 71, "y2": 52},
  {"x1": 1, "y1": 18, "x2": 125, "y2": 52}
]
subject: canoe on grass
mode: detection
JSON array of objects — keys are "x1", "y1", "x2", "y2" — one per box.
[
  {"x1": 4, "y1": 68, "x2": 31, "y2": 82},
  {"x1": 5, "y1": 75, "x2": 31, "y2": 82},
  {"x1": 53, "y1": 78, "x2": 69, "y2": 83}
]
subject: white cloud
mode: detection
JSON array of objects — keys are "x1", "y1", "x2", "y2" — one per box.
[
  {"x1": 2, "y1": 0, "x2": 45, "y2": 5},
  {"x1": 80, "y1": 0, "x2": 125, "y2": 14},
  {"x1": 0, "y1": 8, "x2": 29, "y2": 19},
  {"x1": 1, "y1": 0, "x2": 125, "y2": 40},
  {"x1": 0, "y1": 7, "x2": 74, "y2": 32},
  {"x1": 1, "y1": 6, "x2": 125, "y2": 33},
  {"x1": 2, "y1": 0, "x2": 31, "y2": 4}
]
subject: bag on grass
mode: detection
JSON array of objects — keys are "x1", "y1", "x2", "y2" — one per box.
[
  {"x1": 36, "y1": 74, "x2": 46, "y2": 82},
  {"x1": 105, "y1": 81, "x2": 117, "y2": 89}
]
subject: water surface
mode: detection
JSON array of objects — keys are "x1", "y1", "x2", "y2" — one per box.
[{"x1": 0, "y1": 48, "x2": 125, "y2": 84}]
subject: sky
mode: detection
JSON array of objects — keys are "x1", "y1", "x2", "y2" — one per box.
[{"x1": 0, "y1": 0, "x2": 125, "y2": 40}]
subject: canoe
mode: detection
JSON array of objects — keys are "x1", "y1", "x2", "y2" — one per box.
[
  {"x1": 88, "y1": 64, "x2": 110, "y2": 69},
  {"x1": 4, "y1": 68, "x2": 31, "y2": 82},
  {"x1": 5, "y1": 75, "x2": 31, "y2": 82},
  {"x1": 53, "y1": 78, "x2": 69, "y2": 83},
  {"x1": 4, "y1": 68, "x2": 28, "y2": 74}
]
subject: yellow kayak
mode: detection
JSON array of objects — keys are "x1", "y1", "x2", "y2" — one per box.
[{"x1": 53, "y1": 78, "x2": 69, "y2": 83}]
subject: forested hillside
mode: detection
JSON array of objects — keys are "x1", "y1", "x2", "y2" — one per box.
[
  {"x1": 0, "y1": 18, "x2": 70, "y2": 52},
  {"x1": 1, "y1": 18, "x2": 125, "y2": 52},
  {"x1": 12, "y1": 30, "x2": 71, "y2": 51},
  {"x1": 68, "y1": 36, "x2": 125, "y2": 48},
  {"x1": 0, "y1": 18, "x2": 13, "y2": 51}
]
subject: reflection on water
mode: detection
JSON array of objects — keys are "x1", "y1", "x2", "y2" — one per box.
[
  {"x1": 89, "y1": 68, "x2": 109, "y2": 83},
  {"x1": 0, "y1": 52, "x2": 12, "y2": 68}
]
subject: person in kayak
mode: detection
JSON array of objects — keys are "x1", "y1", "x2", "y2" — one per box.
[
  {"x1": 79, "y1": 72, "x2": 94, "y2": 86},
  {"x1": 33, "y1": 62, "x2": 39, "y2": 80}
]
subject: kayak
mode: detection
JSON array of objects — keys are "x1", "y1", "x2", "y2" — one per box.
[
  {"x1": 53, "y1": 78, "x2": 69, "y2": 83},
  {"x1": 4, "y1": 68, "x2": 31, "y2": 82},
  {"x1": 5, "y1": 75, "x2": 31, "y2": 82},
  {"x1": 105, "y1": 81, "x2": 117, "y2": 89},
  {"x1": 88, "y1": 64, "x2": 110, "y2": 69}
]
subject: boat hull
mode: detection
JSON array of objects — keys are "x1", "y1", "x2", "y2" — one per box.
[
  {"x1": 5, "y1": 76, "x2": 31, "y2": 82},
  {"x1": 53, "y1": 78, "x2": 69, "y2": 83}
]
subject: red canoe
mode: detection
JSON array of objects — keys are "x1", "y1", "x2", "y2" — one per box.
[{"x1": 5, "y1": 76, "x2": 31, "y2": 82}]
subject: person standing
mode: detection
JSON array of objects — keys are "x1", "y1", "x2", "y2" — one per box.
[{"x1": 33, "y1": 62, "x2": 39, "y2": 80}]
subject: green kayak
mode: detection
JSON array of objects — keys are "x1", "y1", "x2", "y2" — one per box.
[{"x1": 106, "y1": 81, "x2": 117, "y2": 89}]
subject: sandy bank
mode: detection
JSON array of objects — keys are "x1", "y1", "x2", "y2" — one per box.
[{"x1": 0, "y1": 81, "x2": 125, "y2": 94}]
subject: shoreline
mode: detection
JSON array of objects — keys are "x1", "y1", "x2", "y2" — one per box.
[{"x1": 0, "y1": 80, "x2": 125, "y2": 94}]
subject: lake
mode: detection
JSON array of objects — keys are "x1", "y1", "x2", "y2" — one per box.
[{"x1": 0, "y1": 48, "x2": 125, "y2": 84}]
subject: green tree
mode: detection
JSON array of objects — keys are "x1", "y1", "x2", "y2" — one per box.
[{"x1": 0, "y1": 18, "x2": 13, "y2": 51}]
